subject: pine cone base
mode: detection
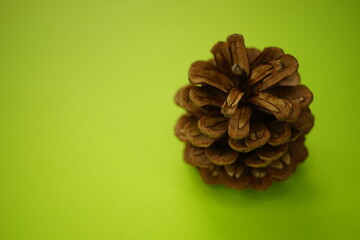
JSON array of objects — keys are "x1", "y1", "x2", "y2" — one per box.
[{"x1": 175, "y1": 34, "x2": 314, "y2": 191}]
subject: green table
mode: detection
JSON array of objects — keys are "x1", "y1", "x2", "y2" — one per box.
[{"x1": 0, "y1": 0, "x2": 359, "y2": 239}]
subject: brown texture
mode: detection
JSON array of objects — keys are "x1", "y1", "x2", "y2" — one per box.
[{"x1": 174, "y1": 34, "x2": 314, "y2": 191}]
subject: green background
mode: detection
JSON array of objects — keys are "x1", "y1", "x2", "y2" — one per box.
[{"x1": 1, "y1": 0, "x2": 359, "y2": 239}]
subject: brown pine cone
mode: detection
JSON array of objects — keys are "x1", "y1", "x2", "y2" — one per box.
[{"x1": 174, "y1": 34, "x2": 314, "y2": 191}]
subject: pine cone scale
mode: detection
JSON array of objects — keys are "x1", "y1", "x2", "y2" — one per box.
[
  {"x1": 205, "y1": 140, "x2": 239, "y2": 165},
  {"x1": 276, "y1": 72, "x2": 300, "y2": 87},
  {"x1": 228, "y1": 105, "x2": 251, "y2": 140},
  {"x1": 253, "y1": 54, "x2": 299, "y2": 93},
  {"x1": 250, "y1": 47, "x2": 285, "y2": 69},
  {"x1": 211, "y1": 42, "x2": 233, "y2": 77},
  {"x1": 189, "y1": 65, "x2": 234, "y2": 93},
  {"x1": 226, "y1": 34, "x2": 250, "y2": 76},
  {"x1": 189, "y1": 86, "x2": 226, "y2": 108}
]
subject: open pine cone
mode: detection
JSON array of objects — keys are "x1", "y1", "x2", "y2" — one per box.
[{"x1": 174, "y1": 34, "x2": 314, "y2": 190}]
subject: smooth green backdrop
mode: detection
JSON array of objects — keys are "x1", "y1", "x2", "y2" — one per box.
[{"x1": 1, "y1": 0, "x2": 359, "y2": 239}]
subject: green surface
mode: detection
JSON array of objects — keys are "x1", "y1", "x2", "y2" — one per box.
[{"x1": 1, "y1": 0, "x2": 359, "y2": 239}]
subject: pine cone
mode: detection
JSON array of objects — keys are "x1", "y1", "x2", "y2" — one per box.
[{"x1": 174, "y1": 34, "x2": 314, "y2": 191}]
